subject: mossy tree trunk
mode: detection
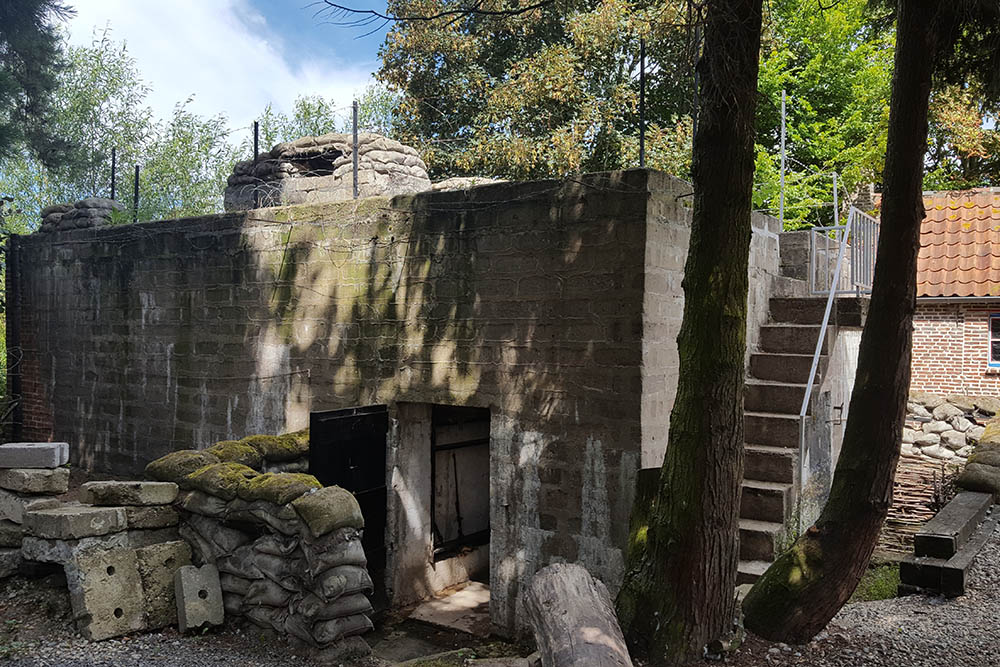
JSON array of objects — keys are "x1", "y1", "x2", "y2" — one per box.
[
  {"x1": 615, "y1": 0, "x2": 763, "y2": 662},
  {"x1": 741, "y1": 0, "x2": 943, "y2": 642}
]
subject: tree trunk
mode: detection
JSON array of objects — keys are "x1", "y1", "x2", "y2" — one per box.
[
  {"x1": 615, "y1": 0, "x2": 763, "y2": 662},
  {"x1": 741, "y1": 0, "x2": 944, "y2": 643},
  {"x1": 525, "y1": 563, "x2": 633, "y2": 667}
]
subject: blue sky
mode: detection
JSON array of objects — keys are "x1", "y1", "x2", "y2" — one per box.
[{"x1": 65, "y1": 0, "x2": 391, "y2": 131}]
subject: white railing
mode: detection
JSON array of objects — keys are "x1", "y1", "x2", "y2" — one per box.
[
  {"x1": 809, "y1": 207, "x2": 879, "y2": 296},
  {"x1": 798, "y1": 206, "x2": 879, "y2": 529}
]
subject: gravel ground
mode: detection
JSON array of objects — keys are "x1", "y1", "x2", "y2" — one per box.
[
  {"x1": 715, "y1": 522, "x2": 1000, "y2": 667},
  {"x1": 3, "y1": 525, "x2": 1000, "y2": 666}
]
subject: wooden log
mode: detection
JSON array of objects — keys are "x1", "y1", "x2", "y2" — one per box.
[{"x1": 524, "y1": 563, "x2": 633, "y2": 667}]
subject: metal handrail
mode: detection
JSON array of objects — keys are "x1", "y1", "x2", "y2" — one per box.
[{"x1": 797, "y1": 206, "x2": 876, "y2": 530}]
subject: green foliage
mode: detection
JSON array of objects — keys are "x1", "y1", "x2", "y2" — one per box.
[
  {"x1": 848, "y1": 562, "x2": 899, "y2": 602},
  {"x1": 0, "y1": 0, "x2": 83, "y2": 172},
  {"x1": 754, "y1": 0, "x2": 894, "y2": 227},
  {"x1": 377, "y1": 0, "x2": 694, "y2": 179},
  {"x1": 0, "y1": 31, "x2": 239, "y2": 230}
]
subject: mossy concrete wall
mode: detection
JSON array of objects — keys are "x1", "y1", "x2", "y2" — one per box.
[{"x1": 7, "y1": 168, "x2": 784, "y2": 633}]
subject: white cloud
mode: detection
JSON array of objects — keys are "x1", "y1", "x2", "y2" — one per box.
[{"x1": 65, "y1": 0, "x2": 376, "y2": 133}]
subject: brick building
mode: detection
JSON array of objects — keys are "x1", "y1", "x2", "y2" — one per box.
[{"x1": 911, "y1": 188, "x2": 1000, "y2": 394}]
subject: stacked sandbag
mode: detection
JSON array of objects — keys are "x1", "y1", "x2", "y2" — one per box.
[
  {"x1": 223, "y1": 132, "x2": 431, "y2": 210},
  {"x1": 900, "y1": 392, "x2": 995, "y2": 463},
  {"x1": 956, "y1": 419, "x2": 1000, "y2": 499},
  {"x1": 37, "y1": 198, "x2": 123, "y2": 233},
  {"x1": 0, "y1": 442, "x2": 71, "y2": 577},
  {"x1": 145, "y1": 439, "x2": 374, "y2": 654}
]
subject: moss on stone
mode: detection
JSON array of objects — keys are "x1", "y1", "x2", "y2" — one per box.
[
  {"x1": 241, "y1": 433, "x2": 308, "y2": 462},
  {"x1": 978, "y1": 420, "x2": 1000, "y2": 446},
  {"x1": 968, "y1": 449, "x2": 1000, "y2": 467},
  {"x1": 181, "y1": 462, "x2": 260, "y2": 500},
  {"x1": 238, "y1": 472, "x2": 321, "y2": 505},
  {"x1": 145, "y1": 450, "x2": 220, "y2": 483},
  {"x1": 206, "y1": 440, "x2": 263, "y2": 469},
  {"x1": 292, "y1": 485, "x2": 365, "y2": 538}
]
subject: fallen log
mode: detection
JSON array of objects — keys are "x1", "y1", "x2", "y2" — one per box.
[{"x1": 524, "y1": 563, "x2": 633, "y2": 667}]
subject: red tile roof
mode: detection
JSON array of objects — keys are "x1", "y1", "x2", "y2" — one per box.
[{"x1": 917, "y1": 189, "x2": 1000, "y2": 298}]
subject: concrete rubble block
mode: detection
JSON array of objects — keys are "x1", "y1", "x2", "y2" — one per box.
[
  {"x1": 0, "y1": 442, "x2": 69, "y2": 469},
  {"x1": 0, "y1": 519, "x2": 23, "y2": 547},
  {"x1": 21, "y1": 532, "x2": 128, "y2": 564},
  {"x1": 174, "y1": 563, "x2": 224, "y2": 632},
  {"x1": 24, "y1": 504, "x2": 126, "y2": 539},
  {"x1": 135, "y1": 541, "x2": 192, "y2": 629},
  {"x1": 0, "y1": 489, "x2": 61, "y2": 524},
  {"x1": 0, "y1": 467, "x2": 70, "y2": 494},
  {"x1": 126, "y1": 527, "x2": 181, "y2": 549},
  {"x1": 66, "y1": 547, "x2": 147, "y2": 640},
  {"x1": 123, "y1": 505, "x2": 179, "y2": 530},
  {"x1": 80, "y1": 481, "x2": 178, "y2": 506},
  {"x1": 0, "y1": 547, "x2": 21, "y2": 578}
]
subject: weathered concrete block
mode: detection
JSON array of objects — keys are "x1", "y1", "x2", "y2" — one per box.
[
  {"x1": 21, "y1": 532, "x2": 129, "y2": 564},
  {"x1": 24, "y1": 504, "x2": 126, "y2": 539},
  {"x1": 66, "y1": 547, "x2": 147, "y2": 640},
  {"x1": 126, "y1": 527, "x2": 181, "y2": 548},
  {"x1": 80, "y1": 481, "x2": 178, "y2": 507},
  {"x1": 0, "y1": 467, "x2": 70, "y2": 494},
  {"x1": 0, "y1": 547, "x2": 21, "y2": 578},
  {"x1": 0, "y1": 489, "x2": 60, "y2": 524},
  {"x1": 124, "y1": 506, "x2": 179, "y2": 530},
  {"x1": 0, "y1": 442, "x2": 69, "y2": 469},
  {"x1": 174, "y1": 564, "x2": 224, "y2": 632},
  {"x1": 0, "y1": 519, "x2": 23, "y2": 547},
  {"x1": 135, "y1": 541, "x2": 192, "y2": 629}
]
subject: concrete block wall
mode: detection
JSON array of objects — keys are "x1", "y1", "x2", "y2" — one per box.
[
  {"x1": 911, "y1": 301, "x2": 1000, "y2": 395},
  {"x1": 8, "y1": 169, "x2": 678, "y2": 632}
]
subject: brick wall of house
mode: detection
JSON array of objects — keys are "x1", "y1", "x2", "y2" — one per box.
[{"x1": 911, "y1": 300, "x2": 1000, "y2": 394}]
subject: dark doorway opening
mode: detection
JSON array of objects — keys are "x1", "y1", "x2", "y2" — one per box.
[{"x1": 309, "y1": 404, "x2": 388, "y2": 607}]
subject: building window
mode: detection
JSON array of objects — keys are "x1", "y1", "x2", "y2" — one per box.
[{"x1": 991, "y1": 315, "x2": 1000, "y2": 366}]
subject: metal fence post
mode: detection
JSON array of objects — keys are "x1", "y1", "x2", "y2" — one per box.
[
  {"x1": 133, "y1": 164, "x2": 139, "y2": 223},
  {"x1": 253, "y1": 121, "x2": 260, "y2": 209},
  {"x1": 639, "y1": 38, "x2": 646, "y2": 168},
  {"x1": 352, "y1": 100, "x2": 359, "y2": 200},
  {"x1": 111, "y1": 147, "x2": 116, "y2": 201}
]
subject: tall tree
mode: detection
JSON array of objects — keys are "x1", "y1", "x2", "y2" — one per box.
[
  {"x1": 0, "y1": 0, "x2": 81, "y2": 171},
  {"x1": 742, "y1": 0, "x2": 1000, "y2": 642},
  {"x1": 614, "y1": 0, "x2": 763, "y2": 663}
]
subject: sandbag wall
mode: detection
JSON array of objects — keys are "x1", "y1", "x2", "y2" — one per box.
[{"x1": 145, "y1": 430, "x2": 375, "y2": 650}]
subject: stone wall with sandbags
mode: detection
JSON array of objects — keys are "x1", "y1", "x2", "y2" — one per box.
[{"x1": 144, "y1": 433, "x2": 375, "y2": 654}]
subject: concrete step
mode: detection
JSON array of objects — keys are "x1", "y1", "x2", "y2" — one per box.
[
  {"x1": 914, "y1": 491, "x2": 993, "y2": 559},
  {"x1": 740, "y1": 480, "x2": 791, "y2": 523},
  {"x1": 744, "y1": 412, "x2": 800, "y2": 448},
  {"x1": 744, "y1": 380, "x2": 813, "y2": 415},
  {"x1": 745, "y1": 444, "x2": 796, "y2": 485},
  {"x1": 759, "y1": 324, "x2": 829, "y2": 356},
  {"x1": 770, "y1": 276, "x2": 810, "y2": 299},
  {"x1": 768, "y1": 297, "x2": 868, "y2": 327},
  {"x1": 739, "y1": 519, "x2": 783, "y2": 562},
  {"x1": 749, "y1": 353, "x2": 827, "y2": 385},
  {"x1": 737, "y1": 559, "x2": 769, "y2": 585},
  {"x1": 900, "y1": 510, "x2": 998, "y2": 597}
]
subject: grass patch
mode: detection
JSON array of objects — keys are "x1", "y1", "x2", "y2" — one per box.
[{"x1": 849, "y1": 562, "x2": 900, "y2": 602}]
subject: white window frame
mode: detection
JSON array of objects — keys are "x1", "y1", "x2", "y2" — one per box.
[{"x1": 990, "y1": 314, "x2": 1000, "y2": 367}]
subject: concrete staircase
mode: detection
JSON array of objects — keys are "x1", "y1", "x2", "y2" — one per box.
[{"x1": 738, "y1": 295, "x2": 866, "y2": 584}]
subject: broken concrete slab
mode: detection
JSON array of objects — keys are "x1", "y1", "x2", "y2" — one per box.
[
  {"x1": 126, "y1": 527, "x2": 181, "y2": 549},
  {"x1": 21, "y1": 532, "x2": 129, "y2": 564},
  {"x1": 0, "y1": 467, "x2": 70, "y2": 494},
  {"x1": 66, "y1": 547, "x2": 147, "y2": 640},
  {"x1": 135, "y1": 541, "x2": 192, "y2": 629},
  {"x1": 0, "y1": 489, "x2": 60, "y2": 524},
  {"x1": 0, "y1": 519, "x2": 22, "y2": 547},
  {"x1": 0, "y1": 442, "x2": 69, "y2": 469},
  {"x1": 0, "y1": 547, "x2": 21, "y2": 578},
  {"x1": 174, "y1": 563, "x2": 224, "y2": 632},
  {"x1": 409, "y1": 581, "x2": 491, "y2": 637},
  {"x1": 24, "y1": 504, "x2": 126, "y2": 539},
  {"x1": 80, "y1": 481, "x2": 178, "y2": 507},
  {"x1": 123, "y1": 506, "x2": 178, "y2": 530}
]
